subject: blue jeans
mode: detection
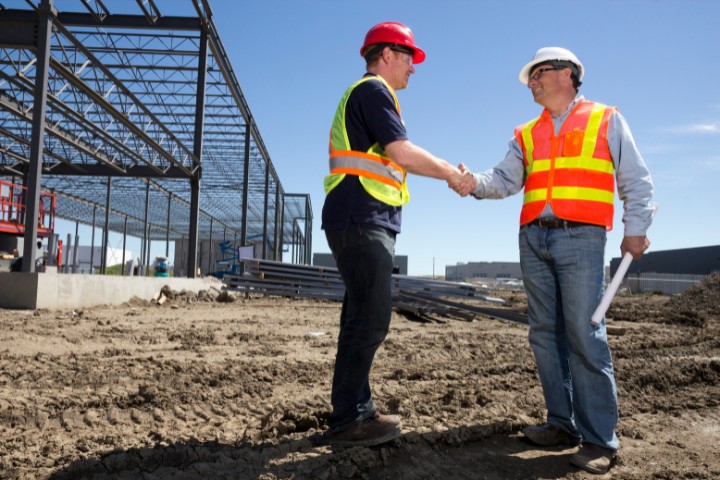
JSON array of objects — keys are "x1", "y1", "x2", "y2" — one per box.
[
  {"x1": 519, "y1": 223, "x2": 619, "y2": 451},
  {"x1": 325, "y1": 223, "x2": 396, "y2": 432}
]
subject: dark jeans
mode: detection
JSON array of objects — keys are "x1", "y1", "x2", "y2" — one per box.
[{"x1": 325, "y1": 223, "x2": 396, "y2": 432}]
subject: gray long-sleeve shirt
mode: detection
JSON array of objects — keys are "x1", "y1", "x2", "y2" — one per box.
[{"x1": 471, "y1": 96, "x2": 655, "y2": 236}]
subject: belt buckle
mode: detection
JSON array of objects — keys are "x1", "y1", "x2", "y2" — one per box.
[{"x1": 538, "y1": 218, "x2": 562, "y2": 228}]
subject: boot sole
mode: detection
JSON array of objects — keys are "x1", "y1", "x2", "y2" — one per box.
[
  {"x1": 330, "y1": 428, "x2": 401, "y2": 450},
  {"x1": 570, "y1": 457, "x2": 612, "y2": 474},
  {"x1": 521, "y1": 429, "x2": 580, "y2": 447}
]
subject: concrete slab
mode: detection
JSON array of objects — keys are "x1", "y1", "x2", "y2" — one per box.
[{"x1": 0, "y1": 272, "x2": 223, "y2": 310}]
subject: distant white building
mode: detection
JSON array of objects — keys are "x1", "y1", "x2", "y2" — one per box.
[
  {"x1": 63, "y1": 246, "x2": 132, "y2": 273},
  {"x1": 446, "y1": 261, "x2": 522, "y2": 284}
]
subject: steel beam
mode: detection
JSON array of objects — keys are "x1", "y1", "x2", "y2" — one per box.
[
  {"x1": 262, "y1": 163, "x2": 269, "y2": 259},
  {"x1": 21, "y1": 0, "x2": 56, "y2": 273},
  {"x1": 187, "y1": 27, "x2": 207, "y2": 278},
  {"x1": 101, "y1": 176, "x2": 111, "y2": 273},
  {"x1": 0, "y1": 12, "x2": 37, "y2": 48},
  {"x1": 240, "y1": 125, "x2": 250, "y2": 246}
]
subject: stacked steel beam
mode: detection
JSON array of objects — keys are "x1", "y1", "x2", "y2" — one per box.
[
  {"x1": 222, "y1": 259, "x2": 528, "y2": 325},
  {"x1": 224, "y1": 258, "x2": 345, "y2": 301}
]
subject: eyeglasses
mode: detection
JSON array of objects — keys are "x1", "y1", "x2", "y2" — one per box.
[
  {"x1": 389, "y1": 47, "x2": 413, "y2": 66},
  {"x1": 528, "y1": 66, "x2": 563, "y2": 83}
]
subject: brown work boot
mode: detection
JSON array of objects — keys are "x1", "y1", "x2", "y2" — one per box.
[
  {"x1": 521, "y1": 423, "x2": 581, "y2": 447},
  {"x1": 570, "y1": 443, "x2": 615, "y2": 474},
  {"x1": 330, "y1": 412, "x2": 401, "y2": 449}
]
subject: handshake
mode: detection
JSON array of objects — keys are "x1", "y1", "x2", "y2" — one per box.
[{"x1": 447, "y1": 163, "x2": 477, "y2": 197}]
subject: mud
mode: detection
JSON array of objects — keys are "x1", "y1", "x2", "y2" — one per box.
[{"x1": 0, "y1": 274, "x2": 718, "y2": 479}]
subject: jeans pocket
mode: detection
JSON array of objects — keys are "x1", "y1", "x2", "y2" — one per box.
[
  {"x1": 326, "y1": 229, "x2": 347, "y2": 259},
  {"x1": 566, "y1": 225, "x2": 607, "y2": 254},
  {"x1": 567, "y1": 224, "x2": 604, "y2": 238}
]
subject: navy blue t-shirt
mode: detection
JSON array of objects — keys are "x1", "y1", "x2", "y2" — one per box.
[{"x1": 321, "y1": 74, "x2": 408, "y2": 234}]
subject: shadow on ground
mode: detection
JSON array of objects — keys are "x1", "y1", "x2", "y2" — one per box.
[{"x1": 48, "y1": 420, "x2": 583, "y2": 480}]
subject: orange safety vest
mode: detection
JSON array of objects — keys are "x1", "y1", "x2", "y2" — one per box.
[
  {"x1": 324, "y1": 76, "x2": 409, "y2": 207},
  {"x1": 516, "y1": 100, "x2": 616, "y2": 229}
]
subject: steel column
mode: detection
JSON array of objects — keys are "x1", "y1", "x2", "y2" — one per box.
[
  {"x1": 122, "y1": 216, "x2": 127, "y2": 275},
  {"x1": 241, "y1": 125, "x2": 250, "y2": 246},
  {"x1": 208, "y1": 218, "x2": 214, "y2": 274},
  {"x1": 65, "y1": 233, "x2": 71, "y2": 273},
  {"x1": 274, "y1": 185, "x2": 281, "y2": 261},
  {"x1": 101, "y1": 177, "x2": 111, "y2": 274},
  {"x1": 278, "y1": 195, "x2": 285, "y2": 263},
  {"x1": 187, "y1": 27, "x2": 208, "y2": 278},
  {"x1": 262, "y1": 164, "x2": 269, "y2": 259},
  {"x1": 21, "y1": 0, "x2": 56, "y2": 273},
  {"x1": 142, "y1": 180, "x2": 150, "y2": 270},
  {"x1": 305, "y1": 195, "x2": 312, "y2": 265},
  {"x1": 90, "y1": 205, "x2": 96, "y2": 274},
  {"x1": 73, "y1": 222, "x2": 79, "y2": 273},
  {"x1": 166, "y1": 193, "x2": 171, "y2": 257}
]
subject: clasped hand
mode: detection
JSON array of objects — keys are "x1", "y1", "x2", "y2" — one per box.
[{"x1": 447, "y1": 163, "x2": 477, "y2": 197}]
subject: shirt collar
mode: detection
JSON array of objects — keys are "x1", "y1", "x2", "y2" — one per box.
[{"x1": 552, "y1": 95, "x2": 584, "y2": 121}]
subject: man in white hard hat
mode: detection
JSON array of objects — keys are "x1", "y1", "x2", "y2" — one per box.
[{"x1": 459, "y1": 47, "x2": 655, "y2": 474}]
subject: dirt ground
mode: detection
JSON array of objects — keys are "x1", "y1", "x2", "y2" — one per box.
[{"x1": 0, "y1": 274, "x2": 718, "y2": 480}]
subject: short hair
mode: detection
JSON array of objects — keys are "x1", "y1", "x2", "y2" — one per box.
[
  {"x1": 363, "y1": 43, "x2": 386, "y2": 66},
  {"x1": 552, "y1": 60, "x2": 582, "y2": 90}
]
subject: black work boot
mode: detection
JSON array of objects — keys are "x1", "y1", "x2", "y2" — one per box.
[{"x1": 330, "y1": 412, "x2": 401, "y2": 449}]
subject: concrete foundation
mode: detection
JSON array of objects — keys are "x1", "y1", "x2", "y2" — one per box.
[{"x1": 0, "y1": 271, "x2": 223, "y2": 310}]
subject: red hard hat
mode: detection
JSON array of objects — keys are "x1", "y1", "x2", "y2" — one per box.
[{"x1": 360, "y1": 21, "x2": 426, "y2": 64}]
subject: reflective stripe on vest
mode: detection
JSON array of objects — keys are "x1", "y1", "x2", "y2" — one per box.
[
  {"x1": 329, "y1": 154, "x2": 404, "y2": 187},
  {"x1": 517, "y1": 101, "x2": 616, "y2": 229},
  {"x1": 324, "y1": 76, "x2": 410, "y2": 207}
]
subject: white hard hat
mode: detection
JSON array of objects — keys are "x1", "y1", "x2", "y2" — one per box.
[{"x1": 519, "y1": 47, "x2": 584, "y2": 84}]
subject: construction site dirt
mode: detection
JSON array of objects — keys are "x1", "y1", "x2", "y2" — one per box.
[{"x1": 1, "y1": 274, "x2": 718, "y2": 479}]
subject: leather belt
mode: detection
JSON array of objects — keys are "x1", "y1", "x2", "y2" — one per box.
[{"x1": 528, "y1": 218, "x2": 595, "y2": 229}]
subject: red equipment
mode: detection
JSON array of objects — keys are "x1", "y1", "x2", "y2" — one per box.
[{"x1": 0, "y1": 179, "x2": 56, "y2": 238}]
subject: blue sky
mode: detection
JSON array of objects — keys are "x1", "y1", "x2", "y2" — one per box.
[{"x1": 53, "y1": 0, "x2": 720, "y2": 276}]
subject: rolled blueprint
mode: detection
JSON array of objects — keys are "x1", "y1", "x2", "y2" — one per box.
[{"x1": 591, "y1": 251, "x2": 633, "y2": 326}]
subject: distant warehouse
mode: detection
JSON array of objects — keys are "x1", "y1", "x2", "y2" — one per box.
[
  {"x1": 611, "y1": 244, "x2": 720, "y2": 276},
  {"x1": 446, "y1": 261, "x2": 522, "y2": 285},
  {"x1": 610, "y1": 244, "x2": 720, "y2": 294}
]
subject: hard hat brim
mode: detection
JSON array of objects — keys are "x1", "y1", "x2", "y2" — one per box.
[
  {"x1": 360, "y1": 44, "x2": 426, "y2": 64},
  {"x1": 411, "y1": 46, "x2": 426, "y2": 64},
  {"x1": 519, "y1": 59, "x2": 547, "y2": 84}
]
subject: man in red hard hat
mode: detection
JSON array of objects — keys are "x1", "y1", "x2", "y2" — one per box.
[{"x1": 321, "y1": 21, "x2": 474, "y2": 449}]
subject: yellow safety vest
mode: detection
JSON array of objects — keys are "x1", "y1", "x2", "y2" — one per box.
[{"x1": 324, "y1": 76, "x2": 410, "y2": 207}]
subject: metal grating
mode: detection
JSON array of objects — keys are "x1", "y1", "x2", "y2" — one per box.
[{"x1": 0, "y1": 0, "x2": 311, "y2": 267}]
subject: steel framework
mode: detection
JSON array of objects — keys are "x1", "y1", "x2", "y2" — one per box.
[{"x1": 0, "y1": 0, "x2": 312, "y2": 275}]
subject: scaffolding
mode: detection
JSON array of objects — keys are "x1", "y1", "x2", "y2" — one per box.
[{"x1": 0, "y1": 0, "x2": 312, "y2": 275}]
